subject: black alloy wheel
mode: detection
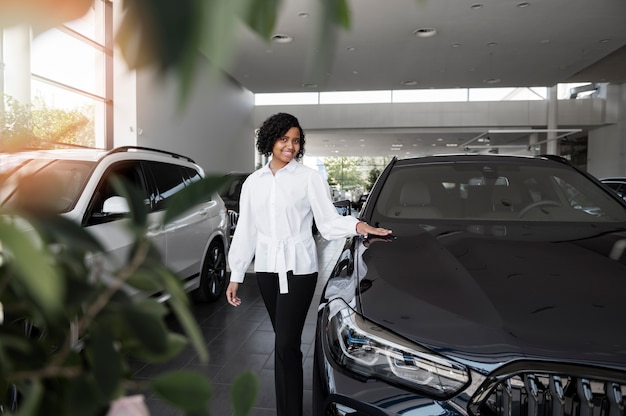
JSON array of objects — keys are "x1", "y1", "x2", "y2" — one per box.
[{"x1": 193, "y1": 240, "x2": 227, "y2": 302}]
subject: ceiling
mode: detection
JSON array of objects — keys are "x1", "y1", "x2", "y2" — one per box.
[{"x1": 228, "y1": 0, "x2": 626, "y2": 158}]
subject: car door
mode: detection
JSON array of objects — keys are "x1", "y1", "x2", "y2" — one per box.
[
  {"x1": 83, "y1": 160, "x2": 167, "y2": 298},
  {"x1": 145, "y1": 161, "x2": 217, "y2": 283}
]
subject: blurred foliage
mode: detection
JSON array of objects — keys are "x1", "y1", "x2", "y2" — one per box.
[
  {"x1": 0, "y1": 0, "x2": 359, "y2": 414},
  {"x1": 0, "y1": 170, "x2": 254, "y2": 415},
  {"x1": 324, "y1": 157, "x2": 363, "y2": 190},
  {"x1": 323, "y1": 157, "x2": 391, "y2": 195},
  {"x1": 367, "y1": 167, "x2": 382, "y2": 192},
  {"x1": 1, "y1": 95, "x2": 95, "y2": 152}
]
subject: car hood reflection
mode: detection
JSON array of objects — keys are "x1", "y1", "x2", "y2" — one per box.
[{"x1": 332, "y1": 222, "x2": 626, "y2": 369}]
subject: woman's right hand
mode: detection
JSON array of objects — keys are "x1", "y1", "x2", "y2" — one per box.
[{"x1": 226, "y1": 282, "x2": 241, "y2": 307}]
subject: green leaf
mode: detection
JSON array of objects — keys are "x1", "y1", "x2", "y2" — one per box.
[
  {"x1": 64, "y1": 378, "x2": 102, "y2": 416},
  {"x1": 243, "y1": 0, "x2": 280, "y2": 40},
  {"x1": 122, "y1": 303, "x2": 169, "y2": 355},
  {"x1": 30, "y1": 215, "x2": 103, "y2": 253},
  {"x1": 232, "y1": 371, "x2": 258, "y2": 416},
  {"x1": 151, "y1": 370, "x2": 211, "y2": 412},
  {"x1": 14, "y1": 380, "x2": 43, "y2": 416},
  {"x1": 159, "y1": 268, "x2": 208, "y2": 363},
  {"x1": 88, "y1": 325, "x2": 123, "y2": 399},
  {"x1": 163, "y1": 175, "x2": 228, "y2": 224},
  {"x1": 0, "y1": 217, "x2": 63, "y2": 314},
  {"x1": 329, "y1": 0, "x2": 351, "y2": 29}
]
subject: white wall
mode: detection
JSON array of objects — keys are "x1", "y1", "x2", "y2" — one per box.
[
  {"x1": 254, "y1": 99, "x2": 607, "y2": 130},
  {"x1": 133, "y1": 61, "x2": 255, "y2": 175},
  {"x1": 587, "y1": 83, "x2": 626, "y2": 178}
]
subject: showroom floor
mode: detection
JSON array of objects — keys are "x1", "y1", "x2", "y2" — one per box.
[{"x1": 134, "y1": 235, "x2": 346, "y2": 416}]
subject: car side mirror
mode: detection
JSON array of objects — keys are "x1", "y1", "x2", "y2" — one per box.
[{"x1": 103, "y1": 196, "x2": 130, "y2": 214}]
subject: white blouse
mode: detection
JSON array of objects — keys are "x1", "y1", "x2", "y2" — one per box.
[{"x1": 227, "y1": 159, "x2": 360, "y2": 293}]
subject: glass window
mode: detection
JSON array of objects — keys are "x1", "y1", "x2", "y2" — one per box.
[
  {"x1": 320, "y1": 90, "x2": 392, "y2": 104},
  {"x1": 147, "y1": 162, "x2": 187, "y2": 210},
  {"x1": 31, "y1": 28, "x2": 105, "y2": 97},
  {"x1": 86, "y1": 161, "x2": 149, "y2": 225},
  {"x1": 372, "y1": 161, "x2": 626, "y2": 222},
  {"x1": 392, "y1": 89, "x2": 468, "y2": 103},
  {"x1": 31, "y1": 80, "x2": 104, "y2": 148},
  {"x1": 2, "y1": 158, "x2": 94, "y2": 213}
]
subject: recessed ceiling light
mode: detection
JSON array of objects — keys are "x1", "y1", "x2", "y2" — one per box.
[
  {"x1": 401, "y1": 80, "x2": 418, "y2": 86},
  {"x1": 413, "y1": 27, "x2": 437, "y2": 38},
  {"x1": 471, "y1": 3, "x2": 483, "y2": 10},
  {"x1": 298, "y1": 12, "x2": 309, "y2": 18},
  {"x1": 302, "y1": 83, "x2": 318, "y2": 88},
  {"x1": 451, "y1": 43, "x2": 462, "y2": 48},
  {"x1": 271, "y1": 34, "x2": 293, "y2": 44},
  {"x1": 600, "y1": 38, "x2": 611, "y2": 43},
  {"x1": 516, "y1": 2, "x2": 530, "y2": 8},
  {"x1": 347, "y1": 46, "x2": 356, "y2": 51},
  {"x1": 487, "y1": 42, "x2": 498, "y2": 47},
  {"x1": 483, "y1": 78, "x2": 501, "y2": 84}
]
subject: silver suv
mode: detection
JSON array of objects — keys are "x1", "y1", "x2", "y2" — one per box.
[{"x1": 0, "y1": 146, "x2": 229, "y2": 302}]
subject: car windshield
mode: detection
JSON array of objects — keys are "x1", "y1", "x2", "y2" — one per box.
[
  {"x1": 1, "y1": 158, "x2": 95, "y2": 214},
  {"x1": 372, "y1": 160, "x2": 626, "y2": 223}
]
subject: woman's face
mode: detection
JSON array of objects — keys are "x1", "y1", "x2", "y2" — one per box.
[{"x1": 271, "y1": 126, "x2": 301, "y2": 167}]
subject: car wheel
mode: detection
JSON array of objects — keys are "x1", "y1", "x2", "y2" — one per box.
[{"x1": 193, "y1": 240, "x2": 227, "y2": 303}]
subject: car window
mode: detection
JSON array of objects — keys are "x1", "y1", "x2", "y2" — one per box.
[
  {"x1": 1, "y1": 159, "x2": 94, "y2": 213},
  {"x1": 603, "y1": 181, "x2": 626, "y2": 200},
  {"x1": 146, "y1": 161, "x2": 190, "y2": 211},
  {"x1": 85, "y1": 161, "x2": 150, "y2": 226},
  {"x1": 181, "y1": 166, "x2": 202, "y2": 185},
  {"x1": 372, "y1": 161, "x2": 626, "y2": 222}
]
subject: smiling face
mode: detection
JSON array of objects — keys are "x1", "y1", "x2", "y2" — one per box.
[{"x1": 270, "y1": 126, "x2": 301, "y2": 170}]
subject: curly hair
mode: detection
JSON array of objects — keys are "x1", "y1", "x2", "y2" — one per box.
[{"x1": 256, "y1": 112, "x2": 306, "y2": 160}]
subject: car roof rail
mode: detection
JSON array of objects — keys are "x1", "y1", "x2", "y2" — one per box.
[
  {"x1": 536, "y1": 154, "x2": 571, "y2": 165},
  {"x1": 106, "y1": 146, "x2": 196, "y2": 163}
]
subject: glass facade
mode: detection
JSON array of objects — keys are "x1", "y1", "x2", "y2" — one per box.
[{"x1": 1, "y1": 0, "x2": 111, "y2": 150}]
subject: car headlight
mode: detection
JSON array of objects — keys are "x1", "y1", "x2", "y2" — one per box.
[{"x1": 323, "y1": 299, "x2": 470, "y2": 399}]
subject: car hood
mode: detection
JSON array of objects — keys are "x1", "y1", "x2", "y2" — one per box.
[{"x1": 352, "y1": 221, "x2": 626, "y2": 369}]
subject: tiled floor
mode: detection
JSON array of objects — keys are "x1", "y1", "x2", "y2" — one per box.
[{"x1": 134, "y1": 235, "x2": 346, "y2": 416}]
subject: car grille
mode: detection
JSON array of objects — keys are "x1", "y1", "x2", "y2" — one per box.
[{"x1": 474, "y1": 373, "x2": 625, "y2": 416}]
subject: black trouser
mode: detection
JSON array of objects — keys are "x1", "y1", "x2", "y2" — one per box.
[{"x1": 256, "y1": 271, "x2": 318, "y2": 416}]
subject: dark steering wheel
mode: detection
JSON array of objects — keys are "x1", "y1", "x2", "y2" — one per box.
[{"x1": 518, "y1": 200, "x2": 561, "y2": 218}]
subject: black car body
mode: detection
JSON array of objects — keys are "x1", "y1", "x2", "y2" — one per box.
[
  {"x1": 220, "y1": 171, "x2": 251, "y2": 235},
  {"x1": 313, "y1": 154, "x2": 626, "y2": 416}
]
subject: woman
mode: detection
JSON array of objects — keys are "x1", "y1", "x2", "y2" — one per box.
[{"x1": 226, "y1": 112, "x2": 392, "y2": 416}]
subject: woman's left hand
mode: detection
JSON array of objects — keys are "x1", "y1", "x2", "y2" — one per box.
[{"x1": 356, "y1": 221, "x2": 392, "y2": 237}]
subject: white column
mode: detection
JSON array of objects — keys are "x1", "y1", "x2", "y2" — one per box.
[
  {"x1": 2, "y1": 25, "x2": 31, "y2": 105},
  {"x1": 546, "y1": 85, "x2": 559, "y2": 155},
  {"x1": 587, "y1": 83, "x2": 626, "y2": 177},
  {"x1": 529, "y1": 132, "x2": 539, "y2": 155}
]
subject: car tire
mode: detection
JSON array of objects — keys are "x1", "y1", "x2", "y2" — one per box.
[{"x1": 192, "y1": 240, "x2": 227, "y2": 303}]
